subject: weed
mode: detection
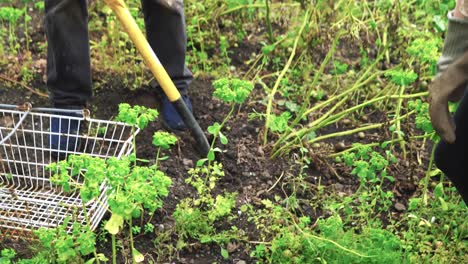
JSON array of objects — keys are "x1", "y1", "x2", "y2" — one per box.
[
  {"x1": 331, "y1": 60, "x2": 349, "y2": 75},
  {"x1": 246, "y1": 199, "x2": 403, "y2": 263},
  {"x1": 0, "y1": 249, "x2": 15, "y2": 264},
  {"x1": 213, "y1": 77, "x2": 254, "y2": 104},
  {"x1": 44, "y1": 104, "x2": 173, "y2": 263},
  {"x1": 268, "y1": 111, "x2": 292, "y2": 133},
  {"x1": 408, "y1": 99, "x2": 435, "y2": 136},
  {"x1": 0, "y1": 6, "x2": 24, "y2": 54},
  {"x1": 198, "y1": 78, "x2": 253, "y2": 165},
  {"x1": 174, "y1": 162, "x2": 240, "y2": 246}
]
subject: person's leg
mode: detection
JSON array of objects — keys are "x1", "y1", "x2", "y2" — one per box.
[
  {"x1": 434, "y1": 93, "x2": 468, "y2": 204},
  {"x1": 141, "y1": 0, "x2": 193, "y2": 131},
  {"x1": 141, "y1": 0, "x2": 193, "y2": 94},
  {"x1": 45, "y1": 0, "x2": 92, "y2": 107}
]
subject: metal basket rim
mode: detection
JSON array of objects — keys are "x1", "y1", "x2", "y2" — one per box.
[{"x1": 0, "y1": 103, "x2": 140, "y2": 131}]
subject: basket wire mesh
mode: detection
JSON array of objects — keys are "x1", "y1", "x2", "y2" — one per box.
[{"x1": 0, "y1": 104, "x2": 138, "y2": 239}]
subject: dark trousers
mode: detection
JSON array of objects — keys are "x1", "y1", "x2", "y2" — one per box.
[
  {"x1": 435, "y1": 94, "x2": 468, "y2": 204},
  {"x1": 44, "y1": 0, "x2": 192, "y2": 107}
]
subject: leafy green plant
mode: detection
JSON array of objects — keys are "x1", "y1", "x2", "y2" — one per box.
[
  {"x1": 408, "y1": 99, "x2": 435, "y2": 135},
  {"x1": 331, "y1": 60, "x2": 349, "y2": 75},
  {"x1": 402, "y1": 183, "x2": 467, "y2": 262},
  {"x1": 48, "y1": 153, "x2": 171, "y2": 263},
  {"x1": 385, "y1": 69, "x2": 418, "y2": 86},
  {"x1": 268, "y1": 111, "x2": 292, "y2": 133},
  {"x1": 246, "y1": 200, "x2": 403, "y2": 263},
  {"x1": 407, "y1": 35, "x2": 441, "y2": 74},
  {"x1": 198, "y1": 78, "x2": 253, "y2": 165},
  {"x1": 0, "y1": 6, "x2": 25, "y2": 54},
  {"x1": 0, "y1": 248, "x2": 16, "y2": 264},
  {"x1": 213, "y1": 78, "x2": 254, "y2": 104},
  {"x1": 152, "y1": 131, "x2": 178, "y2": 165},
  {"x1": 173, "y1": 162, "x2": 239, "y2": 246},
  {"x1": 333, "y1": 144, "x2": 397, "y2": 224},
  {"x1": 9, "y1": 217, "x2": 106, "y2": 264},
  {"x1": 219, "y1": 35, "x2": 231, "y2": 67},
  {"x1": 46, "y1": 104, "x2": 174, "y2": 264},
  {"x1": 339, "y1": 144, "x2": 397, "y2": 184},
  {"x1": 116, "y1": 103, "x2": 159, "y2": 129}
]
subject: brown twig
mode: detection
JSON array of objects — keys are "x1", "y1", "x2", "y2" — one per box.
[{"x1": 0, "y1": 74, "x2": 49, "y2": 98}]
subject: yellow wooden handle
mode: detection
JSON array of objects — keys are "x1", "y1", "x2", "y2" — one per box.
[{"x1": 104, "y1": 0, "x2": 181, "y2": 102}]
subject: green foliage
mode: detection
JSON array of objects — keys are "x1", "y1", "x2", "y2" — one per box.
[
  {"x1": 144, "y1": 223, "x2": 154, "y2": 234},
  {"x1": 13, "y1": 217, "x2": 106, "y2": 264},
  {"x1": 248, "y1": 200, "x2": 403, "y2": 264},
  {"x1": 1, "y1": 0, "x2": 466, "y2": 262},
  {"x1": 34, "y1": 2, "x2": 44, "y2": 11},
  {"x1": 414, "y1": 0, "x2": 453, "y2": 31},
  {"x1": 331, "y1": 60, "x2": 349, "y2": 75},
  {"x1": 173, "y1": 200, "x2": 216, "y2": 241},
  {"x1": 48, "y1": 154, "x2": 171, "y2": 232},
  {"x1": 0, "y1": 7, "x2": 24, "y2": 24},
  {"x1": 207, "y1": 122, "x2": 228, "y2": 145},
  {"x1": 339, "y1": 144, "x2": 397, "y2": 184},
  {"x1": 402, "y1": 183, "x2": 467, "y2": 262},
  {"x1": 316, "y1": 216, "x2": 403, "y2": 263},
  {"x1": 213, "y1": 78, "x2": 254, "y2": 104},
  {"x1": 407, "y1": 36, "x2": 441, "y2": 70},
  {"x1": 152, "y1": 131, "x2": 177, "y2": 150},
  {"x1": 173, "y1": 162, "x2": 238, "y2": 244},
  {"x1": 219, "y1": 35, "x2": 231, "y2": 65},
  {"x1": 116, "y1": 103, "x2": 159, "y2": 129},
  {"x1": 333, "y1": 145, "x2": 398, "y2": 221},
  {"x1": 385, "y1": 69, "x2": 418, "y2": 86},
  {"x1": 46, "y1": 107, "x2": 174, "y2": 262},
  {"x1": 0, "y1": 248, "x2": 16, "y2": 264},
  {"x1": 408, "y1": 99, "x2": 435, "y2": 135},
  {"x1": 206, "y1": 78, "x2": 253, "y2": 164},
  {"x1": 268, "y1": 111, "x2": 292, "y2": 133}
]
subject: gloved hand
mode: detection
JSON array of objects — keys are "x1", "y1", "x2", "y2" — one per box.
[
  {"x1": 429, "y1": 51, "x2": 468, "y2": 143},
  {"x1": 430, "y1": 10, "x2": 468, "y2": 143}
]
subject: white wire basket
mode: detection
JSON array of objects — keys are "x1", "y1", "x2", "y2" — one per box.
[{"x1": 0, "y1": 103, "x2": 138, "y2": 239}]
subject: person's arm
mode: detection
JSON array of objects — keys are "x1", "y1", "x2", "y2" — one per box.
[{"x1": 437, "y1": 0, "x2": 468, "y2": 73}]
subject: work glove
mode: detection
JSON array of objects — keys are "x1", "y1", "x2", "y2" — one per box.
[
  {"x1": 429, "y1": 12, "x2": 468, "y2": 143},
  {"x1": 429, "y1": 51, "x2": 468, "y2": 143}
]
